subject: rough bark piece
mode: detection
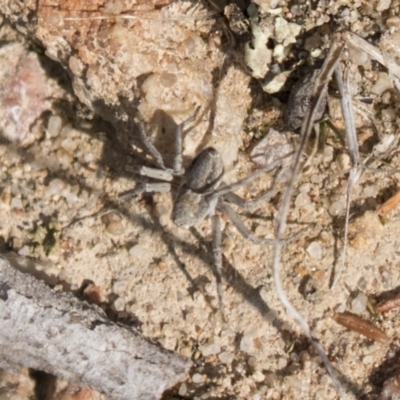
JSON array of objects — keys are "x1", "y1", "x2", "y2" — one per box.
[{"x1": 0, "y1": 256, "x2": 192, "y2": 400}]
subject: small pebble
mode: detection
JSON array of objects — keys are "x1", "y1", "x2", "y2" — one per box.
[
  {"x1": 47, "y1": 115, "x2": 62, "y2": 137},
  {"x1": 328, "y1": 201, "x2": 344, "y2": 217},
  {"x1": 178, "y1": 383, "x2": 187, "y2": 396},
  {"x1": 294, "y1": 192, "x2": 310, "y2": 208},
  {"x1": 363, "y1": 185, "x2": 378, "y2": 198},
  {"x1": 351, "y1": 292, "x2": 368, "y2": 314},
  {"x1": 240, "y1": 336, "x2": 253, "y2": 353},
  {"x1": 10, "y1": 197, "x2": 23, "y2": 209},
  {"x1": 336, "y1": 153, "x2": 351, "y2": 171},
  {"x1": 306, "y1": 241, "x2": 323, "y2": 259},
  {"x1": 253, "y1": 370, "x2": 265, "y2": 383},
  {"x1": 362, "y1": 355, "x2": 373, "y2": 364},
  {"x1": 129, "y1": 244, "x2": 148, "y2": 259},
  {"x1": 61, "y1": 137, "x2": 78, "y2": 153},
  {"x1": 219, "y1": 351, "x2": 234, "y2": 365},
  {"x1": 18, "y1": 245, "x2": 30, "y2": 256},
  {"x1": 377, "y1": 0, "x2": 392, "y2": 12},
  {"x1": 200, "y1": 342, "x2": 221, "y2": 356},
  {"x1": 192, "y1": 373, "x2": 204, "y2": 384},
  {"x1": 45, "y1": 179, "x2": 66, "y2": 197},
  {"x1": 290, "y1": 352, "x2": 300, "y2": 363},
  {"x1": 113, "y1": 297, "x2": 126, "y2": 312}
]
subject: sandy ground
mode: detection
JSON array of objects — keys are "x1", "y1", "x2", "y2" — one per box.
[{"x1": 2, "y1": 1, "x2": 400, "y2": 399}]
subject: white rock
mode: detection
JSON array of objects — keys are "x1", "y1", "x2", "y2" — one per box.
[
  {"x1": 114, "y1": 297, "x2": 126, "y2": 312},
  {"x1": 45, "y1": 179, "x2": 66, "y2": 197},
  {"x1": 240, "y1": 335, "x2": 253, "y2": 353},
  {"x1": 328, "y1": 201, "x2": 344, "y2": 217},
  {"x1": 10, "y1": 197, "x2": 23, "y2": 209},
  {"x1": 200, "y1": 342, "x2": 221, "y2": 356},
  {"x1": 253, "y1": 370, "x2": 265, "y2": 383},
  {"x1": 363, "y1": 185, "x2": 378, "y2": 197},
  {"x1": 47, "y1": 115, "x2": 62, "y2": 137},
  {"x1": 306, "y1": 241, "x2": 323, "y2": 259},
  {"x1": 351, "y1": 292, "x2": 368, "y2": 314},
  {"x1": 263, "y1": 71, "x2": 290, "y2": 94},
  {"x1": 295, "y1": 192, "x2": 310, "y2": 208},
  {"x1": 218, "y1": 351, "x2": 234, "y2": 365},
  {"x1": 377, "y1": 0, "x2": 391, "y2": 11},
  {"x1": 192, "y1": 373, "x2": 204, "y2": 384},
  {"x1": 18, "y1": 245, "x2": 30, "y2": 256},
  {"x1": 178, "y1": 383, "x2": 187, "y2": 396},
  {"x1": 362, "y1": 355, "x2": 374, "y2": 364},
  {"x1": 61, "y1": 137, "x2": 78, "y2": 152}
]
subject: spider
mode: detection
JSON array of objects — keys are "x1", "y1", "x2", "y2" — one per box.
[{"x1": 121, "y1": 108, "x2": 290, "y2": 317}]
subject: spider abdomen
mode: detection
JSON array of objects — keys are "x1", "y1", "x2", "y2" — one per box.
[{"x1": 186, "y1": 147, "x2": 224, "y2": 193}]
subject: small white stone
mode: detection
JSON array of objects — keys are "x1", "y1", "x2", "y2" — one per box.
[
  {"x1": 377, "y1": 0, "x2": 391, "y2": 12},
  {"x1": 263, "y1": 71, "x2": 290, "y2": 94},
  {"x1": 10, "y1": 197, "x2": 23, "y2": 209},
  {"x1": 299, "y1": 183, "x2": 310, "y2": 193},
  {"x1": 336, "y1": 153, "x2": 351, "y2": 171},
  {"x1": 294, "y1": 192, "x2": 310, "y2": 208},
  {"x1": 362, "y1": 355, "x2": 374, "y2": 364},
  {"x1": 47, "y1": 115, "x2": 62, "y2": 137},
  {"x1": 311, "y1": 48, "x2": 322, "y2": 58},
  {"x1": 323, "y1": 146, "x2": 334, "y2": 163},
  {"x1": 328, "y1": 201, "x2": 344, "y2": 217},
  {"x1": 253, "y1": 370, "x2": 265, "y2": 383},
  {"x1": 114, "y1": 297, "x2": 126, "y2": 312},
  {"x1": 200, "y1": 342, "x2": 221, "y2": 356},
  {"x1": 351, "y1": 292, "x2": 368, "y2": 314},
  {"x1": 218, "y1": 351, "x2": 234, "y2": 365},
  {"x1": 18, "y1": 245, "x2": 30, "y2": 256},
  {"x1": 240, "y1": 335, "x2": 253, "y2": 352},
  {"x1": 192, "y1": 373, "x2": 204, "y2": 384},
  {"x1": 363, "y1": 185, "x2": 378, "y2": 197},
  {"x1": 45, "y1": 179, "x2": 66, "y2": 197},
  {"x1": 84, "y1": 153, "x2": 94, "y2": 163},
  {"x1": 178, "y1": 383, "x2": 187, "y2": 396},
  {"x1": 306, "y1": 241, "x2": 323, "y2": 259},
  {"x1": 61, "y1": 137, "x2": 78, "y2": 152},
  {"x1": 129, "y1": 244, "x2": 148, "y2": 259}
]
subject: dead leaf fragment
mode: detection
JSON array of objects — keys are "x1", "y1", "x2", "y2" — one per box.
[
  {"x1": 378, "y1": 190, "x2": 400, "y2": 214},
  {"x1": 332, "y1": 312, "x2": 388, "y2": 343}
]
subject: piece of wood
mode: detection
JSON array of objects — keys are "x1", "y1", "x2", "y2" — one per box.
[{"x1": 0, "y1": 256, "x2": 192, "y2": 400}]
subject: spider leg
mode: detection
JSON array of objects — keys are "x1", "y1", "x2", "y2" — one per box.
[
  {"x1": 211, "y1": 214, "x2": 225, "y2": 320},
  {"x1": 219, "y1": 202, "x2": 273, "y2": 245},
  {"x1": 135, "y1": 107, "x2": 200, "y2": 175},
  {"x1": 172, "y1": 106, "x2": 201, "y2": 175},
  {"x1": 136, "y1": 116, "x2": 172, "y2": 173},
  {"x1": 208, "y1": 158, "x2": 287, "y2": 202},
  {"x1": 119, "y1": 182, "x2": 172, "y2": 198},
  {"x1": 125, "y1": 165, "x2": 174, "y2": 181},
  {"x1": 220, "y1": 202, "x2": 306, "y2": 245},
  {"x1": 222, "y1": 166, "x2": 282, "y2": 210}
]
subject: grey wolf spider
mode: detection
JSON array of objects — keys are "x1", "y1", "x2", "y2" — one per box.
[{"x1": 122, "y1": 108, "x2": 287, "y2": 317}]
